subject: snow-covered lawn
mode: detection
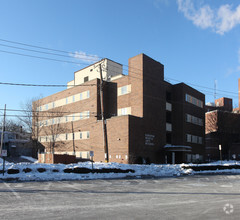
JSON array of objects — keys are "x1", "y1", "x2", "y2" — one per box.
[{"x1": 0, "y1": 160, "x2": 240, "y2": 182}]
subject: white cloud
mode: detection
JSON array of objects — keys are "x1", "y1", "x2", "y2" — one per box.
[
  {"x1": 70, "y1": 51, "x2": 100, "y2": 64},
  {"x1": 177, "y1": 0, "x2": 240, "y2": 35},
  {"x1": 154, "y1": 0, "x2": 170, "y2": 8}
]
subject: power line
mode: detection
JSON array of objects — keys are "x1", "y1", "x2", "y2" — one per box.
[
  {"x1": 165, "y1": 77, "x2": 238, "y2": 95},
  {"x1": 0, "y1": 81, "x2": 96, "y2": 87},
  {"x1": 0, "y1": 43, "x2": 100, "y2": 62},
  {"x1": 0, "y1": 38, "x2": 103, "y2": 59},
  {"x1": 0, "y1": 38, "x2": 238, "y2": 98},
  {"x1": 0, "y1": 108, "x2": 97, "y2": 114},
  {"x1": 0, "y1": 49, "x2": 91, "y2": 66}
]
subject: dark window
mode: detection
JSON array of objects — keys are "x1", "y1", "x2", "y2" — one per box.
[
  {"x1": 166, "y1": 92, "x2": 171, "y2": 102},
  {"x1": 84, "y1": 76, "x2": 89, "y2": 83},
  {"x1": 166, "y1": 133, "x2": 172, "y2": 144},
  {"x1": 166, "y1": 111, "x2": 172, "y2": 123}
]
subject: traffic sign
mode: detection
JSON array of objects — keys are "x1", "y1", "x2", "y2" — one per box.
[{"x1": 1, "y1": 150, "x2": 7, "y2": 157}]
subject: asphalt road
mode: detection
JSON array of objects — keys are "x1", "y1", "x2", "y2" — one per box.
[{"x1": 0, "y1": 175, "x2": 239, "y2": 220}]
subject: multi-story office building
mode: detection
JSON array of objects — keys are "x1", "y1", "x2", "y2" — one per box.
[
  {"x1": 34, "y1": 54, "x2": 205, "y2": 164},
  {"x1": 205, "y1": 80, "x2": 240, "y2": 161}
]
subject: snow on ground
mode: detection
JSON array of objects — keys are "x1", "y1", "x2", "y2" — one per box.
[
  {"x1": 20, "y1": 156, "x2": 38, "y2": 163},
  {"x1": 0, "y1": 160, "x2": 240, "y2": 181},
  {"x1": 183, "y1": 160, "x2": 240, "y2": 166}
]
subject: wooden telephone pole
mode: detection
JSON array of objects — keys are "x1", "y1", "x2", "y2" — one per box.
[{"x1": 98, "y1": 60, "x2": 109, "y2": 162}]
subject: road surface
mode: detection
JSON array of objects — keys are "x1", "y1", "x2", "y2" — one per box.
[{"x1": 0, "y1": 175, "x2": 239, "y2": 219}]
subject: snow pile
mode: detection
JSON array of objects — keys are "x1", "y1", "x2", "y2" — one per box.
[
  {"x1": 184, "y1": 160, "x2": 240, "y2": 167},
  {"x1": 0, "y1": 162, "x2": 189, "y2": 181},
  {"x1": 0, "y1": 160, "x2": 240, "y2": 182},
  {"x1": 20, "y1": 156, "x2": 38, "y2": 163}
]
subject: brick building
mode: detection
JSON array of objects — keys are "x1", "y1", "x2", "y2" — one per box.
[
  {"x1": 34, "y1": 54, "x2": 205, "y2": 164},
  {"x1": 205, "y1": 80, "x2": 240, "y2": 161}
]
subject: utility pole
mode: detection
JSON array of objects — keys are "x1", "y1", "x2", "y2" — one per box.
[
  {"x1": 0, "y1": 105, "x2": 6, "y2": 154},
  {"x1": 0, "y1": 105, "x2": 6, "y2": 176},
  {"x1": 71, "y1": 121, "x2": 75, "y2": 155},
  {"x1": 98, "y1": 60, "x2": 109, "y2": 162}
]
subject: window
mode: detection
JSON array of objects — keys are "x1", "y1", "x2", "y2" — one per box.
[
  {"x1": 52, "y1": 102, "x2": 55, "y2": 108},
  {"x1": 72, "y1": 95, "x2": 75, "y2": 102},
  {"x1": 80, "y1": 93, "x2": 83, "y2": 100},
  {"x1": 192, "y1": 135, "x2": 198, "y2": 144},
  {"x1": 166, "y1": 92, "x2": 171, "y2": 101},
  {"x1": 166, "y1": 133, "x2": 172, "y2": 144},
  {"x1": 84, "y1": 76, "x2": 89, "y2": 83},
  {"x1": 87, "y1": 131, "x2": 90, "y2": 139},
  {"x1": 166, "y1": 123, "x2": 172, "y2": 132},
  {"x1": 52, "y1": 118, "x2": 55, "y2": 124},
  {"x1": 198, "y1": 137, "x2": 203, "y2": 144},
  {"x1": 86, "y1": 91, "x2": 90, "y2": 98},
  {"x1": 121, "y1": 86, "x2": 127, "y2": 95},
  {"x1": 45, "y1": 104, "x2": 48, "y2": 110},
  {"x1": 72, "y1": 114, "x2": 75, "y2": 121},
  {"x1": 66, "y1": 133, "x2": 68, "y2": 140},
  {"x1": 166, "y1": 102, "x2": 172, "y2": 111},
  {"x1": 121, "y1": 108, "x2": 127, "y2": 115},
  {"x1": 118, "y1": 85, "x2": 131, "y2": 96},
  {"x1": 66, "y1": 116, "x2": 68, "y2": 122},
  {"x1": 86, "y1": 152, "x2": 90, "y2": 159},
  {"x1": 80, "y1": 112, "x2": 83, "y2": 120},
  {"x1": 186, "y1": 114, "x2": 191, "y2": 123},
  {"x1": 186, "y1": 94, "x2": 203, "y2": 108},
  {"x1": 187, "y1": 134, "x2": 191, "y2": 143},
  {"x1": 66, "y1": 98, "x2": 68, "y2": 104},
  {"x1": 86, "y1": 111, "x2": 90, "y2": 118},
  {"x1": 186, "y1": 114, "x2": 203, "y2": 126},
  {"x1": 40, "y1": 106, "x2": 42, "y2": 111},
  {"x1": 80, "y1": 132, "x2": 82, "y2": 139}
]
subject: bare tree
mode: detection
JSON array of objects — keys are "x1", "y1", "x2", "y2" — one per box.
[
  {"x1": 18, "y1": 96, "x2": 44, "y2": 156},
  {"x1": 39, "y1": 107, "x2": 68, "y2": 154},
  {"x1": 0, "y1": 118, "x2": 25, "y2": 133}
]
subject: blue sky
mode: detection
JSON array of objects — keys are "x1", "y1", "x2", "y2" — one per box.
[{"x1": 1, "y1": 0, "x2": 240, "y2": 117}]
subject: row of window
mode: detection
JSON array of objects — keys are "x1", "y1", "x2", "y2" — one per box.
[
  {"x1": 54, "y1": 151, "x2": 128, "y2": 160},
  {"x1": 118, "y1": 107, "x2": 131, "y2": 116},
  {"x1": 37, "y1": 90, "x2": 90, "y2": 111},
  {"x1": 186, "y1": 114, "x2": 203, "y2": 126},
  {"x1": 114, "y1": 155, "x2": 128, "y2": 160},
  {"x1": 118, "y1": 85, "x2": 131, "y2": 96},
  {"x1": 185, "y1": 94, "x2": 203, "y2": 108},
  {"x1": 38, "y1": 111, "x2": 90, "y2": 127},
  {"x1": 186, "y1": 134, "x2": 203, "y2": 144},
  {"x1": 39, "y1": 131, "x2": 90, "y2": 142}
]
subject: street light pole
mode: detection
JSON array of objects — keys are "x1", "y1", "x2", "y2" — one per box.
[{"x1": 219, "y1": 144, "x2": 222, "y2": 164}]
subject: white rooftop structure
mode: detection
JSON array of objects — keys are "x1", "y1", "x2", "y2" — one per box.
[{"x1": 67, "y1": 58, "x2": 123, "y2": 89}]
